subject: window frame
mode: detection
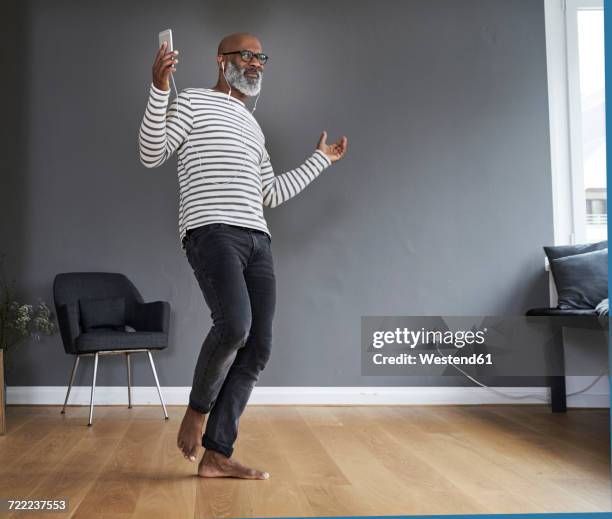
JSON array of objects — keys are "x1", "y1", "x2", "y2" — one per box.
[
  {"x1": 566, "y1": 0, "x2": 605, "y2": 243},
  {"x1": 545, "y1": 0, "x2": 605, "y2": 247},
  {"x1": 546, "y1": 0, "x2": 605, "y2": 246}
]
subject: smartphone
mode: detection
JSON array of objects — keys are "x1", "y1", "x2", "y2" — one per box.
[{"x1": 158, "y1": 29, "x2": 173, "y2": 52}]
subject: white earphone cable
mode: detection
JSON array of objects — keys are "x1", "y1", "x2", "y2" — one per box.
[{"x1": 433, "y1": 338, "x2": 610, "y2": 402}]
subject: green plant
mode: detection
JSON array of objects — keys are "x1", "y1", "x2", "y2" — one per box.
[{"x1": 0, "y1": 253, "x2": 57, "y2": 376}]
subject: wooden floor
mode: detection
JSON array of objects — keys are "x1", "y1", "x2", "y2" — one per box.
[{"x1": 0, "y1": 404, "x2": 610, "y2": 518}]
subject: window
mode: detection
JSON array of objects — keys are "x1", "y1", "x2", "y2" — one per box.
[{"x1": 566, "y1": 0, "x2": 606, "y2": 242}]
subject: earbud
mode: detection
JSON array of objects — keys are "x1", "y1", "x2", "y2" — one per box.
[{"x1": 219, "y1": 59, "x2": 231, "y2": 102}]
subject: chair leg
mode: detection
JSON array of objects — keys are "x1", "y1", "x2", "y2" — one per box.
[
  {"x1": 61, "y1": 355, "x2": 80, "y2": 414},
  {"x1": 126, "y1": 353, "x2": 132, "y2": 409},
  {"x1": 147, "y1": 350, "x2": 168, "y2": 420},
  {"x1": 88, "y1": 352, "x2": 99, "y2": 426}
]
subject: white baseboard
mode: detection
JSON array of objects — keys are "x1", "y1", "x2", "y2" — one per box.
[
  {"x1": 566, "y1": 392, "x2": 611, "y2": 408},
  {"x1": 3, "y1": 385, "x2": 607, "y2": 408},
  {"x1": 5, "y1": 386, "x2": 608, "y2": 408}
]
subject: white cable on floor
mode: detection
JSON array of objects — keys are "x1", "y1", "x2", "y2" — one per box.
[
  {"x1": 566, "y1": 368, "x2": 610, "y2": 397},
  {"x1": 433, "y1": 341, "x2": 610, "y2": 403}
]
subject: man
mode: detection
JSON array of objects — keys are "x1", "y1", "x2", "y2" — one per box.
[{"x1": 138, "y1": 32, "x2": 347, "y2": 479}]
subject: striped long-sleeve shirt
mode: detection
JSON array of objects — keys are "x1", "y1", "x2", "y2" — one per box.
[{"x1": 138, "y1": 83, "x2": 332, "y2": 253}]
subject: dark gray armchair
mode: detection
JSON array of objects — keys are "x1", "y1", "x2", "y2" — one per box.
[{"x1": 53, "y1": 272, "x2": 170, "y2": 425}]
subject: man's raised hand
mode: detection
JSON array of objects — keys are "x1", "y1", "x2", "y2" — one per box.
[
  {"x1": 152, "y1": 41, "x2": 179, "y2": 92},
  {"x1": 317, "y1": 131, "x2": 348, "y2": 163}
]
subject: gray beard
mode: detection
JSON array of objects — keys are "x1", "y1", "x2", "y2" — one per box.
[{"x1": 225, "y1": 60, "x2": 262, "y2": 96}]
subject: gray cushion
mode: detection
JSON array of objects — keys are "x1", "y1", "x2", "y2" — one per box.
[
  {"x1": 75, "y1": 329, "x2": 168, "y2": 352},
  {"x1": 544, "y1": 240, "x2": 607, "y2": 262},
  {"x1": 79, "y1": 296, "x2": 126, "y2": 332},
  {"x1": 550, "y1": 248, "x2": 608, "y2": 310}
]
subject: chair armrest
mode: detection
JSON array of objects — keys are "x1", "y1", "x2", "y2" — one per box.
[
  {"x1": 56, "y1": 302, "x2": 81, "y2": 353},
  {"x1": 129, "y1": 301, "x2": 170, "y2": 332}
]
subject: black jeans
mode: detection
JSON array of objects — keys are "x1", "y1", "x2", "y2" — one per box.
[{"x1": 184, "y1": 223, "x2": 276, "y2": 457}]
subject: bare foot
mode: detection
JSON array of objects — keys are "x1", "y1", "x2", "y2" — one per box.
[
  {"x1": 197, "y1": 449, "x2": 270, "y2": 479},
  {"x1": 177, "y1": 405, "x2": 206, "y2": 462}
]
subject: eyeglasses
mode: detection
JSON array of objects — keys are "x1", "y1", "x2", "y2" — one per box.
[{"x1": 221, "y1": 50, "x2": 269, "y2": 65}]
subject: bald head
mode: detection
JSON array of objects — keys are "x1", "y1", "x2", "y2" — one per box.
[{"x1": 217, "y1": 32, "x2": 262, "y2": 55}]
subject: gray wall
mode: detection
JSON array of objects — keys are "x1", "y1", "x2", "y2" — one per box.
[{"x1": 2, "y1": 0, "x2": 553, "y2": 387}]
